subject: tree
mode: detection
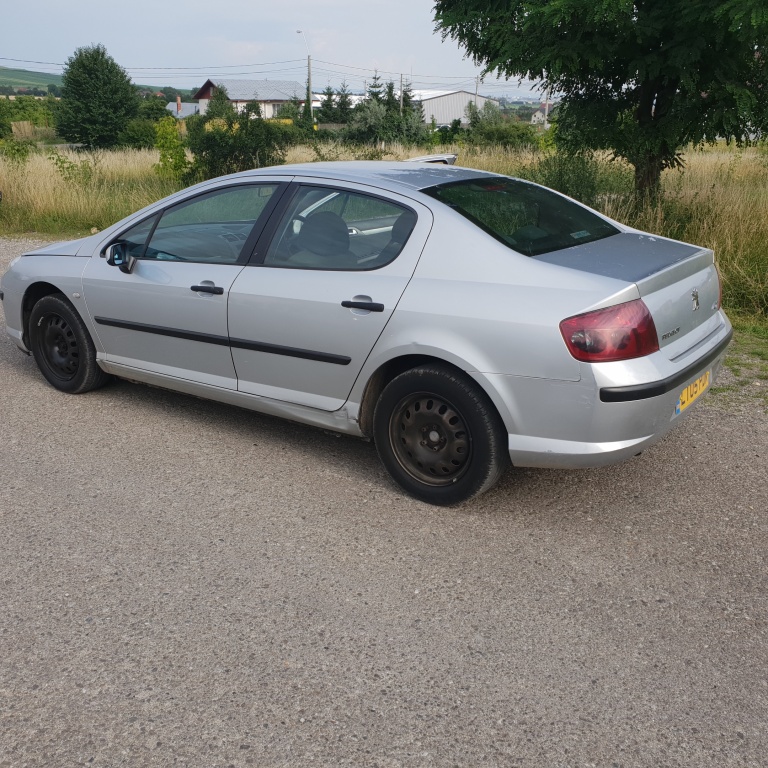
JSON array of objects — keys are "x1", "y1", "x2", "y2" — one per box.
[
  {"x1": 138, "y1": 97, "x2": 171, "y2": 122},
  {"x1": 366, "y1": 71, "x2": 384, "y2": 103},
  {"x1": 434, "y1": 1, "x2": 768, "y2": 193},
  {"x1": 275, "y1": 95, "x2": 303, "y2": 122},
  {"x1": 316, "y1": 86, "x2": 337, "y2": 123},
  {"x1": 335, "y1": 81, "x2": 354, "y2": 124},
  {"x1": 56, "y1": 44, "x2": 139, "y2": 148}
]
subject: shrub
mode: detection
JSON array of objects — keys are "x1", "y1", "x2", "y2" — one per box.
[
  {"x1": 154, "y1": 116, "x2": 188, "y2": 181},
  {"x1": 48, "y1": 150, "x2": 97, "y2": 186},
  {"x1": 118, "y1": 118, "x2": 157, "y2": 149},
  {"x1": 0, "y1": 138, "x2": 36, "y2": 163},
  {"x1": 185, "y1": 96, "x2": 293, "y2": 182}
]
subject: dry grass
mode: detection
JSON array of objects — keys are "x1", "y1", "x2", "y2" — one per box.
[
  {"x1": 0, "y1": 143, "x2": 765, "y2": 316},
  {"x1": 599, "y1": 149, "x2": 768, "y2": 315},
  {"x1": 0, "y1": 149, "x2": 178, "y2": 234}
]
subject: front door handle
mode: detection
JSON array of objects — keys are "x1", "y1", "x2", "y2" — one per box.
[
  {"x1": 191, "y1": 284, "x2": 224, "y2": 295},
  {"x1": 341, "y1": 300, "x2": 384, "y2": 312}
]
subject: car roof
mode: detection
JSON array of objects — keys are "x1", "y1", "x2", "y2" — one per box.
[{"x1": 232, "y1": 161, "x2": 499, "y2": 193}]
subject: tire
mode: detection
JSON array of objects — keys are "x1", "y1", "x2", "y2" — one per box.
[
  {"x1": 373, "y1": 365, "x2": 510, "y2": 505},
  {"x1": 29, "y1": 295, "x2": 110, "y2": 394}
]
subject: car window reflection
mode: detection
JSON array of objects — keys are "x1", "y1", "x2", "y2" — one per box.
[{"x1": 263, "y1": 186, "x2": 417, "y2": 271}]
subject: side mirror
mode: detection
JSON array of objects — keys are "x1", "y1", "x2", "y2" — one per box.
[{"x1": 104, "y1": 243, "x2": 136, "y2": 274}]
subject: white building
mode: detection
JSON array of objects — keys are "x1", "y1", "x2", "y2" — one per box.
[
  {"x1": 193, "y1": 79, "x2": 306, "y2": 118},
  {"x1": 410, "y1": 90, "x2": 501, "y2": 126}
]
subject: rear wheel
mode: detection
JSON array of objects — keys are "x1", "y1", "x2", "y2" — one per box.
[
  {"x1": 29, "y1": 295, "x2": 110, "y2": 394},
  {"x1": 373, "y1": 365, "x2": 509, "y2": 505}
]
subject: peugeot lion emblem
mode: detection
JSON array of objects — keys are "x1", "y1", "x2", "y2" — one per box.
[{"x1": 691, "y1": 289, "x2": 700, "y2": 311}]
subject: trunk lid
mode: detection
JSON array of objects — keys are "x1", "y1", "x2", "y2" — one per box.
[{"x1": 534, "y1": 232, "x2": 722, "y2": 352}]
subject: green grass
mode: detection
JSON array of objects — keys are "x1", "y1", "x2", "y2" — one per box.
[
  {"x1": 0, "y1": 66, "x2": 63, "y2": 89},
  {"x1": 709, "y1": 314, "x2": 768, "y2": 409}
]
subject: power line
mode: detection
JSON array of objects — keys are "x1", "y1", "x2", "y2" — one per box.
[
  {"x1": 0, "y1": 56, "x2": 305, "y2": 70},
  {"x1": 1, "y1": 54, "x2": 542, "y2": 94}
]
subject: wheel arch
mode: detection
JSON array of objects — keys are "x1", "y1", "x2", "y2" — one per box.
[
  {"x1": 22, "y1": 282, "x2": 67, "y2": 348},
  {"x1": 357, "y1": 353, "x2": 511, "y2": 440}
]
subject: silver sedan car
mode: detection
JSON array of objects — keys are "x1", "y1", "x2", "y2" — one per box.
[{"x1": 1, "y1": 162, "x2": 732, "y2": 504}]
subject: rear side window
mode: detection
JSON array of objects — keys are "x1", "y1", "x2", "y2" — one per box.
[
  {"x1": 424, "y1": 178, "x2": 618, "y2": 256},
  {"x1": 262, "y1": 185, "x2": 417, "y2": 271}
]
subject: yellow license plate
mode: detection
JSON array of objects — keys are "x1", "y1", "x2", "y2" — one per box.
[{"x1": 675, "y1": 370, "x2": 711, "y2": 415}]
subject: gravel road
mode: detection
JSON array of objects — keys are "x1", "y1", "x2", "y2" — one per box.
[{"x1": 1, "y1": 236, "x2": 766, "y2": 767}]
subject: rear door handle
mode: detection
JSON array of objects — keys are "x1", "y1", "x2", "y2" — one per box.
[
  {"x1": 191, "y1": 284, "x2": 224, "y2": 295},
  {"x1": 341, "y1": 300, "x2": 384, "y2": 312}
]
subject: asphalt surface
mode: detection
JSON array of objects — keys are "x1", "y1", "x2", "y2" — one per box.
[{"x1": 1, "y1": 236, "x2": 766, "y2": 767}]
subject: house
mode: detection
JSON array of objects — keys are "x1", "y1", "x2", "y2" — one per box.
[
  {"x1": 531, "y1": 101, "x2": 557, "y2": 126},
  {"x1": 193, "y1": 79, "x2": 306, "y2": 118},
  {"x1": 165, "y1": 99, "x2": 200, "y2": 119},
  {"x1": 410, "y1": 90, "x2": 501, "y2": 126}
]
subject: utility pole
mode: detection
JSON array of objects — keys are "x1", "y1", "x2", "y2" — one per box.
[
  {"x1": 475, "y1": 75, "x2": 479, "y2": 105},
  {"x1": 399, "y1": 74, "x2": 403, "y2": 115},
  {"x1": 296, "y1": 30, "x2": 313, "y2": 123}
]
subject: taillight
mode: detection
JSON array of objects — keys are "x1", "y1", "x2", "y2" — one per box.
[{"x1": 560, "y1": 299, "x2": 659, "y2": 363}]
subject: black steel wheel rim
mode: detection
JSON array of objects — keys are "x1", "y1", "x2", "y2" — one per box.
[
  {"x1": 388, "y1": 391, "x2": 472, "y2": 486},
  {"x1": 39, "y1": 313, "x2": 80, "y2": 380}
]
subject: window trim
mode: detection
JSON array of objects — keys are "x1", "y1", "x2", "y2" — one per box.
[
  {"x1": 246, "y1": 181, "x2": 419, "y2": 272},
  {"x1": 104, "y1": 182, "x2": 289, "y2": 267}
]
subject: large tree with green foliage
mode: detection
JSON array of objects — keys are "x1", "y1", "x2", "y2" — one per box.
[
  {"x1": 434, "y1": 1, "x2": 768, "y2": 193},
  {"x1": 56, "y1": 44, "x2": 139, "y2": 148}
]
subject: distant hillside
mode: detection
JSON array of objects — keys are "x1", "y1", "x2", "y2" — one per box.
[
  {"x1": 0, "y1": 66, "x2": 194, "y2": 97},
  {"x1": 0, "y1": 66, "x2": 63, "y2": 89}
]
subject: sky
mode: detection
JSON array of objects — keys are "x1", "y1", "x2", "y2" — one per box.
[{"x1": 0, "y1": 0, "x2": 544, "y2": 100}]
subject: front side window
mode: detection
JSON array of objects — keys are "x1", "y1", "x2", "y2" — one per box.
[
  {"x1": 263, "y1": 185, "x2": 417, "y2": 270},
  {"x1": 108, "y1": 215, "x2": 159, "y2": 261},
  {"x1": 141, "y1": 184, "x2": 280, "y2": 264},
  {"x1": 424, "y1": 178, "x2": 619, "y2": 257}
]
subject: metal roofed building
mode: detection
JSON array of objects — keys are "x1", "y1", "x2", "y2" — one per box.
[
  {"x1": 193, "y1": 79, "x2": 306, "y2": 118},
  {"x1": 165, "y1": 101, "x2": 200, "y2": 119},
  {"x1": 411, "y1": 89, "x2": 500, "y2": 126}
]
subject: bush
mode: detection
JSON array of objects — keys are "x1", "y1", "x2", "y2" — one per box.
[
  {"x1": 185, "y1": 94, "x2": 293, "y2": 182},
  {"x1": 471, "y1": 120, "x2": 539, "y2": 148},
  {"x1": 47, "y1": 150, "x2": 97, "y2": 186},
  {"x1": 154, "y1": 116, "x2": 188, "y2": 181},
  {"x1": 0, "y1": 138, "x2": 36, "y2": 163},
  {"x1": 527, "y1": 153, "x2": 600, "y2": 205},
  {"x1": 464, "y1": 101, "x2": 538, "y2": 149},
  {"x1": 118, "y1": 118, "x2": 157, "y2": 149},
  {"x1": 523, "y1": 152, "x2": 632, "y2": 207}
]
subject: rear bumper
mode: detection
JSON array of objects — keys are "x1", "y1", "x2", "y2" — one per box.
[
  {"x1": 478, "y1": 316, "x2": 732, "y2": 470},
  {"x1": 599, "y1": 330, "x2": 732, "y2": 402},
  {"x1": 507, "y1": 432, "x2": 660, "y2": 469}
]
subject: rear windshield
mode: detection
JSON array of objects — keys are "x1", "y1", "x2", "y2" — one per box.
[{"x1": 423, "y1": 177, "x2": 619, "y2": 256}]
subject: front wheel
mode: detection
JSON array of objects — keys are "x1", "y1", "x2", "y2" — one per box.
[
  {"x1": 29, "y1": 295, "x2": 110, "y2": 394},
  {"x1": 373, "y1": 365, "x2": 510, "y2": 505}
]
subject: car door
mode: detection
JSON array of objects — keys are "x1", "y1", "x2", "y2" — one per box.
[
  {"x1": 82, "y1": 182, "x2": 285, "y2": 389},
  {"x1": 227, "y1": 181, "x2": 433, "y2": 410}
]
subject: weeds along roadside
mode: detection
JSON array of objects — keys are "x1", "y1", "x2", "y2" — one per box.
[{"x1": 0, "y1": 143, "x2": 765, "y2": 324}]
